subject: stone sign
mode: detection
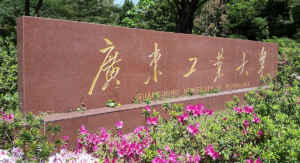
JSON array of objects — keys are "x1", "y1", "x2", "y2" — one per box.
[{"x1": 17, "y1": 16, "x2": 278, "y2": 115}]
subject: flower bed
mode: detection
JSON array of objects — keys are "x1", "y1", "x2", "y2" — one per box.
[{"x1": 2, "y1": 77, "x2": 300, "y2": 162}]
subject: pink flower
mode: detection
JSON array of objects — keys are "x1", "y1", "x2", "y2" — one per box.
[
  {"x1": 252, "y1": 115, "x2": 260, "y2": 123},
  {"x1": 116, "y1": 121, "x2": 123, "y2": 129},
  {"x1": 244, "y1": 106, "x2": 253, "y2": 114},
  {"x1": 147, "y1": 116, "x2": 159, "y2": 126},
  {"x1": 61, "y1": 136, "x2": 69, "y2": 141},
  {"x1": 112, "y1": 157, "x2": 118, "y2": 163},
  {"x1": 242, "y1": 129, "x2": 249, "y2": 135},
  {"x1": 177, "y1": 113, "x2": 188, "y2": 125},
  {"x1": 258, "y1": 130, "x2": 263, "y2": 136},
  {"x1": 79, "y1": 125, "x2": 88, "y2": 135},
  {"x1": 205, "y1": 145, "x2": 220, "y2": 160},
  {"x1": 234, "y1": 153, "x2": 238, "y2": 157},
  {"x1": 183, "y1": 113, "x2": 189, "y2": 120},
  {"x1": 118, "y1": 130, "x2": 123, "y2": 137},
  {"x1": 187, "y1": 123, "x2": 200, "y2": 136},
  {"x1": 246, "y1": 158, "x2": 254, "y2": 163},
  {"x1": 186, "y1": 153, "x2": 200, "y2": 162},
  {"x1": 165, "y1": 145, "x2": 170, "y2": 151},
  {"x1": 234, "y1": 107, "x2": 243, "y2": 114},
  {"x1": 100, "y1": 127, "x2": 110, "y2": 142},
  {"x1": 223, "y1": 117, "x2": 227, "y2": 121},
  {"x1": 256, "y1": 157, "x2": 262, "y2": 163},
  {"x1": 8, "y1": 113, "x2": 14, "y2": 121},
  {"x1": 3, "y1": 113, "x2": 8, "y2": 120},
  {"x1": 11, "y1": 147, "x2": 24, "y2": 158},
  {"x1": 244, "y1": 120, "x2": 249, "y2": 128},
  {"x1": 145, "y1": 106, "x2": 151, "y2": 112},
  {"x1": 186, "y1": 104, "x2": 194, "y2": 112},
  {"x1": 151, "y1": 117, "x2": 158, "y2": 126},
  {"x1": 103, "y1": 158, "x2": 110, "y2": 163},
  {"x1": 205, "y1": 109, "x2": 213, "y2": 116}
]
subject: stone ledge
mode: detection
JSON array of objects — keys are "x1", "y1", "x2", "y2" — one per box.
[
  {"x1": 41, "y1": 86, "x2": 264, "y2": 149},
  {"x1": 43, "y1": 86, "x2": 262, "y2": 123}
]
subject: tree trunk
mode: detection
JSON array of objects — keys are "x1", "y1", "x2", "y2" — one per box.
[
  {"x1": 25, "y1": 0, "x2": 30, "y2": 16},
  {"x1": 175, "y1": 5, "x2": 197, "y2": 34},
  {"x1": 171, "y1": 0, "x2": 208, "y2": 34},
  {"x1": 34, "y1": 0, "x2": 44, "y2": 17}
]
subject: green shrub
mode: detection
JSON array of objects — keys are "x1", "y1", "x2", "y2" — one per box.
[{"x1": 0, "y1": 32, "x2": 18, "y2": 112}]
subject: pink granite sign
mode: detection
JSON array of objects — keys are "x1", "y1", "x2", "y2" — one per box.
[{"x1": 17, "y1": 16, "x2": 278, "y2": 115}]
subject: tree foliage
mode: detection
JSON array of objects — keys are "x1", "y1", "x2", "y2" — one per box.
[
  {"x1": 193, "y1": 0, "x2": 229, "y2": 37},
  {"x1": 226, "y1": 0, "x2": 298, "y2": 41},
  {"x1": 118, "y1": 0, "x2": 134, "y2": 25}
]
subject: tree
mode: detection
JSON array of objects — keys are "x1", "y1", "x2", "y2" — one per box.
[
  {"x1": 225, "y1": 0, "x2": 298, "y2": 41},
  {"x1": 193, "y1": 0, "x2": 229, "y2": 37},
  {"x1": 118, "y1": 0, "x2": 134, "y2": 25},
  {"x1": 123, "y1": 0, "x2": 208, "y2": 34},
  {"x1": 24, "y1": 0, "x2": 44, "y2": 16},
  {"x1": 165, "y1": 0, "x2": 209, "y2": 34},
  {"x1": 139, "y1": 0, "x2": 176, "y2": 32}
]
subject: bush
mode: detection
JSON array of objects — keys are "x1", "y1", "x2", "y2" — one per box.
[
  {"x1": 264, "y1": 37, "x2": 300, "y2": 86},
  {"x1": 0, "y1": 32, "x2": 18, "y2": 112},
  {"x1": 0, "y1": 110, "x2": 65, "y2": 162}
]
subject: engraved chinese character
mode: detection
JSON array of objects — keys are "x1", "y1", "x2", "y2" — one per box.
[
  {"x1": 88, "y1": 38, "x2": 121, "y2": 95},
  {"x1": 144, "y1": 42, "x2": 162, "y2": 84},
  {"x1": 258, "y1": 47, "x2": 267, "y2": 77},
  {"x1": 213, "y1": 48, "x2": 224, "y2": 82},
  {"x1": 236, "y1": 52, "x2": 248, "y2": 75},
  {"x1": 183, "y1": 57, "x2": 197, "y2": 77}
]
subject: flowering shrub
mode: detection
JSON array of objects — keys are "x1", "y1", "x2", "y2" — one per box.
[
  {"x1": 0, "y1": 110, "x2": 66, "y2": 162},
  {"x1": 58, "y1": 103, "x2": 266, "y2": 162},
  {"x1": 0, "y1": 147, "x2": 23, "y2": 162},
  {"x1": 2, "y1": 73, "x2": 300, "y2": 162},
  {"x1": 48, "y1": 149, "x2": 98, "y2": 163}
]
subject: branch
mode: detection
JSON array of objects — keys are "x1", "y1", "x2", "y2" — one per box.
[
  {"x1": 5, "y1": 130, "x2": 13, "y2": 145},
  {"x1": 196, "y1": 0, "x2": 208, "y2": 9},
  {"x1": 173, "y1": 0, "x2": 181, "y2": 13},
  {"x1": 167, "y1": 0, "x2": 179, "y2": 13},
  {"x1": 34, "y1": 0, "x2": 44, "y2": 17}
]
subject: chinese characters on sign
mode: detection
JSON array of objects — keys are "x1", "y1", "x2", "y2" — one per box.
[
  {"x1": 88, "y1": 38, "x2": 121, "y2": 95},
  {"x1": 183, "y1": 57, "x2": 197, "y2": 77},
  {"x1": 144, "y1": 42, "x2": 163, "y2": 84},
  {"x1": 236, "y1": 52, "x2": 248, "y2": 75},
  {"x1": 88, "y1": 42, "x2": 269, "y2": 95},
  {"x1": 258, "y1": 47, "x2": 267, "y2": 77},
  {"x1": 213, "y1": 49, "x2": 224, "y2": 82}
]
